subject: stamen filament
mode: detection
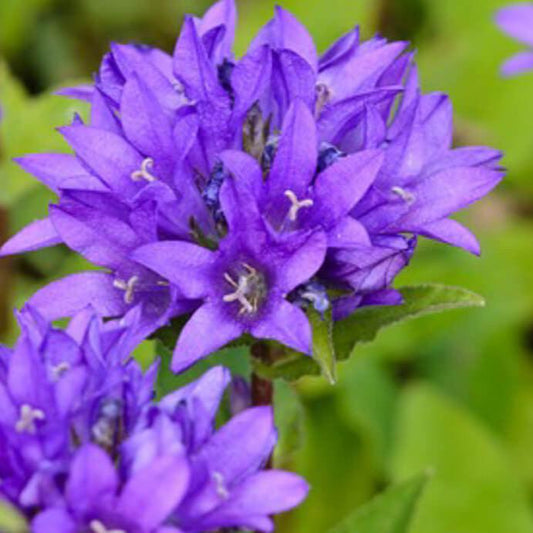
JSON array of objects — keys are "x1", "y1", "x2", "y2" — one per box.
[
  {"x1": 284, "y1": 190, "x2": 314, "y2": 222},
  {"x1": 131, "y1": 158, "x2": 157, "y2": 182}
]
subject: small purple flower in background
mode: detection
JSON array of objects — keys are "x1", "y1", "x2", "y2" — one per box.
[
  {"x1": 0, "y1": 309, "x2": 308, "y2": 532},
  {"x1": 496, "y1": 3, "x2": 533, "y2": 75},
  {"x1": 0, "y1": 0, "x2": 503, "y2": 369}
]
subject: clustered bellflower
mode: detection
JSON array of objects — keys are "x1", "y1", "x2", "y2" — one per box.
[
  {"x1": 0, "y1": 0, "x2": 503, "y2": 372},
  {"x1": 0, "y1": 308, "x2": 307, "y2": 532},
  {"x1": 496, "y1": 2, "x2": 533, "y2": 76}
]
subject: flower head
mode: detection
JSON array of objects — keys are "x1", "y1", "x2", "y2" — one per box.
[
  {"x1": 1, "y1": 0, "x2": 503, "y2": 365},
  {"x1": 0, "y1": 310, "x2": 308, "y2": 532}
]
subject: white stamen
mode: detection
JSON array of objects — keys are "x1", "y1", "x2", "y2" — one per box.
[
  {"x1": 90, "y1": 520, "x2": 125, "y2": 533},
  {"x1": 131, "y1": 158, "x2": 157, "y2": 182},
  {"x1": 391, "y1": 186, "x2": 416, "y2": 204},
  {"x1": 52, "y1": 362, "x2": 70, "y2": 379},
  {"x1": 212, "y1": 471, "x2": 230, "y2": 500},
  {"x1": 15, "y1": 404, "x2": 45, "y2": 434},
  {"x1": 284, "y1": 190, "x2": 314, "y2": 222},
  {"x1": 113, "y1": 276, "x2": 139, "y2": 304},
  {"x1": 315, "y1": 83, "x2": 332, "y2": 117},
  {"x1": 223, "y1": 272, "x2": 254, "y2": 314}
]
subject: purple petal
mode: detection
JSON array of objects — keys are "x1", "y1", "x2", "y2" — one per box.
[
  {"x1": 14, "y1": 153, "x2": 87, "y2": 193},
  {"x1": 327, "y1": 217, "x2": 371, "y2": 248},
  {"x1": 231, "y1": 45, "x2": 272, "y2": 125},
  {"x1": 132, "y1": 241, "x2": 213, "y2": 299},
  {"x1": 415, "y1": 218, "x2": 481, "y2": 255},
  {"x1": 199, "y1": 406, "x2": 276, "y2": 482},
  {"x1": 50, "y1": 204, "x2": 139, "y2": 269},
  {"x1": 160, "y1": 366, "x2": 230, "y2": 447},
  {"x1": 59, "y1": 125, "x2": 143, "y2": 196},
  {"x1": 272, "y1": 50, "x2": 317, "y2": 123},
  {"x1": 312, "y1": 149, "x2": 383, "y2": 227},
  {"x1": 121, "y1": 76, "x2": 174, "y2": 158},
  {"x1": 219, "y1": 150, "x2": 264, "y2": 199},
  {"x1": 28, "y1": 272, "x2": 129, "y2": 320},
  {"x1": 173, "y1": 17, "x2": 226, "y2": 102},
  {"x1": 110, "y1": 43, "x2": 183, "y2": 110},
  {"x1": 91, "y1": 89, "x2": 121, "y2": 134},
  {"x1": 66, "y1": 444, "x2": 118, "y2": 516},
  {"x1": 198, "y1": 0, "x2": 237, "y2": 62},
  {"x1": 0, "y1": 218, "x2": 61, "y2": 256},
  {"x1": 252, "y1": 6, "x2": 318, "y2": 72},
  {"x1": 33, "y1": 509, "x2": 77, "y2": 533},
  {"x1": 501, "y1": 50, "x2": 533, "y2": 76},
  {"x1": 251, "y1": 299, "x2": 312, "y2": 354},
  {"x1": 319, "y1": 27, "x2": 359, "y2": 71},
  {"x1": 319, "y1": 41, "x2": 407, "y2": 103},
  {"x1": 198, "y1": 471, "x2": 309, "y2": 532},
  {"x1": 276, "y1": 230, "x2": 327, "y2": 292},
  {"x1": 117, "y1": 454, "x2": 190, "y2": 531},
  {"x1": 172, "y1": 304, "x2": 243, "y2": 372},
  {"x1": 268, "y1": 100, "x2": 317, "y2": 199},
  {"x1": 393, "y1": 167, "x2": 503, "y2": 229},
  {"x1": 56, "y1": 84, "x2": 94, "y2": 102},
  {"x1": 496, "y1": 4, "x2": 533, "y2": 46}
]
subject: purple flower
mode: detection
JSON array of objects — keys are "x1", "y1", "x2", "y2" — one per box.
[
  {"x1": 0, "y1": 311, "x2": 308, "y2": 532},
  {"x1": 0, "y1": 305, "x2": 157, "y2": 510},
  {"x1": 496, "y1": 3, "x2": 533, "y2": 76},
  {"x1": 133, "y1": 176, "x2": 327, "y2": 372},
  {"x1": 0, "y1": 0, "x2": 503, "y2": 363}
]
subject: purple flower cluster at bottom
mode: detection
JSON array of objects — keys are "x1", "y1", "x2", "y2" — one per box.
[{"x1": 0, "y1": 308, "x2": 307, "y2": 533}]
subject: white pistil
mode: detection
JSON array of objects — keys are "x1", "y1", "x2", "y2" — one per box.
[
  {"x1": 223, "y1": 272, "x2": 254, "y2": 314},
  {"x1": 90, "y1": 520, "x2": 125, "y2": 533},
  {"x1": 212, "y1": 471, "x2": 230, "y2": 500},
  {"x1": 15, "y1": 404, "x2": 45, "y2": 434},
  {"x1": 284, "y1": 190, "x2": 314, "y2": 222},
  {"x1": 391, "y1": 186, "x2": 416, "y2": 204},
  {"x1": 131, "y1": 158, "x2": 157, "y2": 182},
  {"x1": 113, "y1": 276, "x2": 139, "y2": 304}
]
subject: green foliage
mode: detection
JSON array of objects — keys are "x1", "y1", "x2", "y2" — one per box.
[
  {"x1": 254, "y1": 284, "x2": 485, "y2": 382},
  {"x1": 333, "y1": 284, "x2": 485, "y2": 361},
  {"x1": 327, "y1": 472, "x2": 430, "y2": 533},
  {"x1": 0, "y1": 501, "x2": 27, "y2": 533},
  {"x1": 308, "y1": 308, "x2": 337, "y2": 384},
  {"x1": 392, "y1": 385, "x2": 533, "y2": 533}
]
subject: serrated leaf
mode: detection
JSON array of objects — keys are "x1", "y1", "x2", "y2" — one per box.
[
  {"x1": 327, "y1": 472, "x2": 430, "y2": 533},
  {"x1": 254, "y1": 284, "x2": 484, "y2": 382},
  {"x1": 334, "y1": 284, "x2": 485, "y2": 362},
  {"x1": 309, "y1": 308, "x2": 336, "y2": 384}
]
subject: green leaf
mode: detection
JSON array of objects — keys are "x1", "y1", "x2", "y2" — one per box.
[
  {"x1": 0, "y1": 61, "x2": 88, "y2": 206},
  {"x1": 0, "y1": 501, "x2": 28, "y2": 533},
  {"x1": 327, "y1": 472, "x2": 430, "y2": 533},
  {"x1": 309, "y1": 308, "x2": 336, "y2": 384},
  {"x1": 391, "y1": 385, "x2": 533, "y2": 533},
  {"x1": 254, "y1": 284, "x2": 484, "y2": 382},
  {"x1": 334, "y1": 284, "x2": 485, "y2": 362}
]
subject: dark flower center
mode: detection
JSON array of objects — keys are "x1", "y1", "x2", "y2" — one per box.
[
  {"x1": 223, "y1": 264, "x2": 268, "y2": 315},
  {"x1": 317, "y1": 142, "x2": 345, "y2": 173}
]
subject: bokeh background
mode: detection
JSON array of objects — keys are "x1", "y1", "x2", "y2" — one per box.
[{"x1": 2, "y1": 0, "x2": 533, "y2": 532}]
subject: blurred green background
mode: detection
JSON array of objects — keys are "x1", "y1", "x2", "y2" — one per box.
[{"x1": 2, "y1": 0, "x2": 533, "y2": 532}]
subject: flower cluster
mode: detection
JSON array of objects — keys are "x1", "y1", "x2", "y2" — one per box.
[
  {"x1": 496, "y1": 2, "x2": 533, "y2": 76},
  {"x1": 0, "y1": 307, "x2": 307, "y2": 532},
  {"x1": 0, "y1": 0, "x2": 502, "y2": 372}
]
